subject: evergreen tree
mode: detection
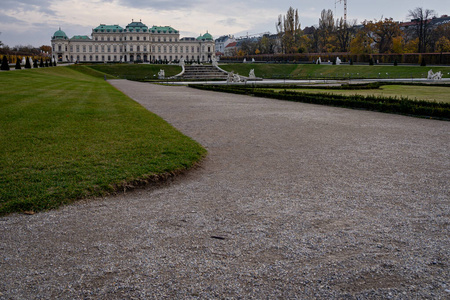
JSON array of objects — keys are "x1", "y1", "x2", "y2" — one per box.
[
  {"x1": 45, "y1": 60, "x2": 49, "y2": 67},
  {"x1": 25, "y1": 57, "x2": 32, "y2": 69},
  {"x1": 33, "y1": 59, "x2": 38, "y2": 68},
  {"x1": 1, "y1": 55, "x2": 10, "y2": 71},
  {"x1": 40, "y1": 58, "x2": 44, "y2": 67},
  {"x1": 15, "y1": 58, "x2": 21, "y2": 70}
]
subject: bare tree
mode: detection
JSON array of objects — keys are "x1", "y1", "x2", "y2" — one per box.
[
  {"x1": 408, "y1": 7, "x2": 437, "y2": 53},
  {"x1": 276, "y1": 7, "x2": 302, "y2": 53},
  {"x1": 318, "y1": 9, "x2": 336, "y2": 52}
]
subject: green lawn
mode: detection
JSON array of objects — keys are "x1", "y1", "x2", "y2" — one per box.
[
  {"x1": 219, "y1": 63, "x2": 450, "y2": 80},
  {"x1": 0, "y1": 67, "x2": 206, "y2": 215},
  {"x1": 279, "y1": 85, "x2": 450, "y2": 103},
  {"x1": 85, "y1": 64, "x2": 182, "y2": 81}
]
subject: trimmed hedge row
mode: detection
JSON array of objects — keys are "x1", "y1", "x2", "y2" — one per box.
[{"x1": 190, "y1": 84, "x2": 450, "y2": 120}]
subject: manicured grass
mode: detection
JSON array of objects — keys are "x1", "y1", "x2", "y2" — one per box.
[
  {"x1": 278, "y1": 85, "x2": 450, "y2": 103},
  {"x1": 0, "y1": 67, "x2": 206, "y2": 215},
  {"x1": 219, "y1": 63, "x2": 450, "y2": 79},
  {"x1": 86, "y1": 64, "x2": 182, "y2": 81}
]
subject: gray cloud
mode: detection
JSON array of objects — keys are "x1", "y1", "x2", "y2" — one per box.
[
  {"x1": 117, "y1": 0, "x2": 203, "y2": 10},
  {"x1": 2, "y1": 0, "x2": 56, "y2": 15},
  {"x1": 217, "y1": 18, "x2": 239, "y2": 27}
]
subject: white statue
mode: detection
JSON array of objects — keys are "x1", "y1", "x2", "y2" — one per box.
[
  {"x1": 249, "y1": 69, "x2": 256, "y2": 79},
  {"x1": 243, "y1": 58, "x2": 247, "y2": 63},
  {"x1": 211, "y1": 56, "x2": 218, "y2": 68},
  {"x1": 179, "y1": 57, "x2": 185, "y2": 67},
  {"x1": 427, "y1": 69, "x2": 443, "y2": 80},
  {"x1": 336, "y1": 57, "x2": 341, "y2": 65},
  {"x1": 316, "y1": 57, "x2": 322, "y2": 64},
  {"x1": 158, "y1": 69, "x2": 165, "y2": 79},
  {"x1": 252, "y1": 58, "x2": 255, "y2": 62}
]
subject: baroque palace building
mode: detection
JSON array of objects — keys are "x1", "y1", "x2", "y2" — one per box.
[{"x1": 51, "y1": 20, "x2": 215, "y2": 63}]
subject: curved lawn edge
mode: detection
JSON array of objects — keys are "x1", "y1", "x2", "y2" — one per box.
[{"x1": 0, "y1": 67, "x2": 206, "y2": 216}]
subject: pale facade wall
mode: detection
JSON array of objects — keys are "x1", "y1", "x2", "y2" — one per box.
[{"x1": 52, "y1": 24, "x2": 215, "y2": 63}]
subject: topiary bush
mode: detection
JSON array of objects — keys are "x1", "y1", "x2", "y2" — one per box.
[
  {"x1": 1, "y1": 55, "x2": 10, "y2": 71},
  {"x1": 15, "y1": 59, "x2": 21, "y2": 70},
  {"x1": 25, "y1": 57, "x2": 31, "y2": 69}
]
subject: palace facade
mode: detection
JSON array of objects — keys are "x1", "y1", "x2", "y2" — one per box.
[{"x1": 51, "y1": 20, "x2": 215, "y2": 63}]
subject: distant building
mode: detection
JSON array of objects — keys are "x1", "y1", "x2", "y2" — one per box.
[
  {"x1": 224, "y1": 41, "x2": 238, "y2": 56},
  {"x1": 215, "y1": 35, "x2": 236, "y2": 57},
  {"x1": 51, "y1": 20, "x2": 215, "y2": 63}
]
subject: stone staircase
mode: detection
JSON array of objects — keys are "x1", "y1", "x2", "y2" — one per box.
[{"x1": 180, "y1": 65, "x2": 228, "y2": 80}]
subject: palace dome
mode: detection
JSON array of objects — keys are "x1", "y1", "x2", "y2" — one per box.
[
  {"x1": 53, "y1": 28, "x2": 68, "y2": 40},
  {"x1": 197, "y1": 32, "x2": 213, "y2": 41}
]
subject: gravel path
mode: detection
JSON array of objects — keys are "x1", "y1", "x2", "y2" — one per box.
[{"x1": 1, "y1": 80, "x2": 449, "y2": 299}]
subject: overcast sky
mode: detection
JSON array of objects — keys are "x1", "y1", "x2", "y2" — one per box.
[{"x1": 0, "y1": 0, "x2": 448, "y2": 47}]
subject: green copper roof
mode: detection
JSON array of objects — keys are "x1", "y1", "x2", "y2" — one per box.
[
  {"x1": 197, "y1": 32, "x2": 213, "y2": 41},
  {"x1": 149, "y1": 26, "x2": 178, "y2": 34},
  {"x1": 71, "y1": 35, "x2": 91, "y2": 40},
  {"x1": 93, "y1": 24, "x2": 124, "y2": 33},
  {"x1": 53, "y1": 28, "x2": 68, "y2": 39},
  {"x1": 125, "y1": 21, "x2": 148, "y2": 32}
]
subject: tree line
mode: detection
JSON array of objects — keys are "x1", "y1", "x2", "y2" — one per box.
[{"x1": 237, "y1": 7, "x2": 450, "y2": 56}]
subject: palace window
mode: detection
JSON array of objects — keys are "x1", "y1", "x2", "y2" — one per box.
[
  {"x1": 144, "y1": 37, "x2": 146, "y2": 41},
  {"x1": 130, "y1": 36, "x2": 133, "y2": 40},
  {"x1": 144, "y1": 46, "x2": 147, "y2": 52},
  {"x1": 95, "y1": 37, "x2": 98, "y2": 41},
  {"x1": 163, "y1": 46, "x2": 167, "y2": 52},
  {"x1": 180, "y1": 46, "x2": 183, "y2": 53},
  {"x1": 101, "y1": 45, "x2": 105, "y2": 52},
  {"x1": 76, "y1": 45, "x2": 79, "y2": 52},
  {"x1": 137, "y1": 36, "x2": 140, "y2": 41},
  {"x1": 95, "y1": 45, "x2": 98, "y2": 52},
  {"x1": 107, "y1": 46, "x2": 111, "y2": 52},
  {"x1": 158, "y1": 46, "x2": 161, "y2": 53},
  {"x1": 58, "y1": 45, "x2": 61, "y2": 51},
  {"x1": 137, "y1": 45, "x2": 140, "y2": 51},
  {"x1": 113, "y1": 46, "x2": 116, "y2": 52},
  {"x1": 101, "y1": 37, "x2": 104, "y2": 41},
  {"x1": 89, "y1": 45, "x2": 92, "y2": 52},
  {"x1": 169, "y1": 46, "x2": 172, "y2": 53},
  {"x1": 107, "y1": 37, "x2": 110, "y2": 41},
  {"x1": 164, "y1": 37, "x2": 166, "y2": 42},
  {"x1": 152, "y1": 45, "x2": 155, "y2": 52},
  {"x1": 191, "y1": 46, "x2": 195, "y2": 53},
  {"x1": 175, "y1": 46, "x2": 178, "y2": 53},
  {"x1": 83, "y1": 45, "x2": 86, "y2": 52}
]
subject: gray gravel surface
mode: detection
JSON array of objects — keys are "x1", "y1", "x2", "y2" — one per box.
[{"x1": 1, "y1": 80, "x2": 449, "y2": 299}]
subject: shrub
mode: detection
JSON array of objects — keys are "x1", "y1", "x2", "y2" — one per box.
[
  {"x1": 1, "y1": 55, "x2": 10, "y2": 71},
  {"x1": 15, "y1": 59, "x2": 21, "y2": 70},
  {"x1": 40, "y1": 58, "x2": 44, "y2": 68},
  {"x1": 420, "y1": 58, "x2": 426, "y2": 66},
  {"x1": 369, "y1": 58, "x2": 374, "y2": 66},
  {"x1": 25, "y1": 57, "x2": 31, "y2": 69},
  {"x1": 33, "y1": 60, "x2": 38, "y2": 68},
  {"x1": 394, "y1": 59, "x2": 398, "y2": 66}
]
